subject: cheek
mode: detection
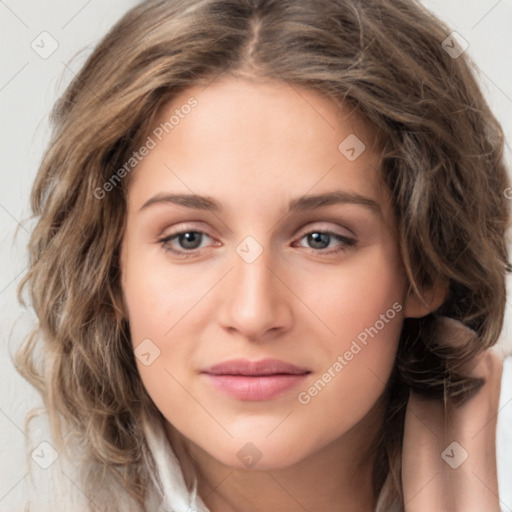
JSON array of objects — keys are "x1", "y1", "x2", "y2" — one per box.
[
  {"x1": 298, "y1": 243, "x2": 406, "y2": 346},
  {"x1": 294, "y1": 326, "x2": 399, "y2": 455},
  {"x1": 122, "y1": 243, "x2": 203, "y2": 340},
  {"x1": 293, "y1": 246, "x2": 405, "y2": 432},
  {"x1": 121, "y1": 244, "x2": 210, "y2": 417}
]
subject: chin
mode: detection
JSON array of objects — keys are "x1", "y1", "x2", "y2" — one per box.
[{"x1": 208, "y1": 437, "x2": 316, "y2": 471}]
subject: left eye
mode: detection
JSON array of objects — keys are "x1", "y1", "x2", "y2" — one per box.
[
  {"x1": 294, "y1": 231, "x2": 356, "y2": 253},
  {"x1": 159, "y1": 231, "x2": 211, "y2": 254},
  {"x1": 158, "y1": 229, "x2": 356, "y2": 257}
]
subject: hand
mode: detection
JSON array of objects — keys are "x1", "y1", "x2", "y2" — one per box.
[{"x1": 402, "y1": 329, "x2": 504, "y2": 512}]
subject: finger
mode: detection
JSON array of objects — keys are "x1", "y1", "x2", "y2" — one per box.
[{"x1": 402, "y1": 350, "x2": 503, "y2": 512}]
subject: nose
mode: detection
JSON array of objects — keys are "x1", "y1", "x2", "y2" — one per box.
[{"x1": 217, "y1": 245, "x2": 293, "y2": 341}]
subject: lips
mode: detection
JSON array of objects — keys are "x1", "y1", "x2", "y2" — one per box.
[
  {"x1": 201, "y1": 358, "x2": 311, "y2": 376},
  {"x1": 201, "y1": 358, "x2": 311, "y2": 401}
]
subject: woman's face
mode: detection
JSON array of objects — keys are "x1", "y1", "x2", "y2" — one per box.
[{"x1": 120, "y1": 75, "x2": 412, "y2": 470}]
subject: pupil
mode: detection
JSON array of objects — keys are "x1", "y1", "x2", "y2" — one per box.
[
  {"x1": 309, "y1": 232, "x2": 329, "y2": 249},
  {"x1": 180, "y1": 232, "x2": 201, "y2": 249}
]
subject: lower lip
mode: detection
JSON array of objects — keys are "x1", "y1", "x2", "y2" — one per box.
[{"x1": 203, "y1": 373, "x2": 310, "y2": 401}]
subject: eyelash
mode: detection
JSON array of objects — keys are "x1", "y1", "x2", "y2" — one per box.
[{"x1": 157, "y1": 227, "x2": 357, "y2": 259}]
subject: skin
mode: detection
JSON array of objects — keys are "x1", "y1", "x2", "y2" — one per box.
[
  {"x1": 403, "y1": 323, "x2": 503, "y2": 512},
  {"x1": 119, "y1": 74, "x2": 454, "y2": 512}
]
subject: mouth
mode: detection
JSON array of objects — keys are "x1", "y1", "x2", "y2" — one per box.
[{"x1": 201, "y1": 358, "x2": 311, "y2": 401}]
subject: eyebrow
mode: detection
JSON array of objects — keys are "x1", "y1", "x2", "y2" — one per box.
[{"x1": 139, "y1": 191, "x2": 380, "y2": 214}]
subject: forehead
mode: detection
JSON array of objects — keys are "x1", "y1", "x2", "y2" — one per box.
[
  {"x1": 155, "y1": 75, "x2": 380, "y2": 155},
  {"x1": 127, "y1": 76, "x2": 391, "y2": 221}
]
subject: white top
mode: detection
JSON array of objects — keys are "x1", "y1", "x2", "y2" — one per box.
[{"x1": 13, "y1": 356, "x2": 512, "y2": 512}]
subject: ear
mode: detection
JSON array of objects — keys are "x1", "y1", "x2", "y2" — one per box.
[{"x1": 404, "y1": 277, "x2": 449, "y2": 318}]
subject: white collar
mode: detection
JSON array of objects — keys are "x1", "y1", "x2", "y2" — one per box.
[{"x1": 142, "y1": 414, "x2": 211, "y2": 512}]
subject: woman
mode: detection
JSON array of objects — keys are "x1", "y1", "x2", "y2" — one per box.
[{"x1": 16, "y1": 0, "x2": 511, "y2": 510}]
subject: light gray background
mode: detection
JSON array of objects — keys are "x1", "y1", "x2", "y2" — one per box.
[{"x1": 1, "y1": 0, "x2": 511, "y2": 509}]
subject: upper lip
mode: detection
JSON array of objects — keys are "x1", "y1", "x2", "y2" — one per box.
[{"x1": 201, "y1": 358, "x2": 311, "y2": 376}]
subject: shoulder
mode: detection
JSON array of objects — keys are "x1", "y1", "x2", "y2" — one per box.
[
  {"x1": 19, "y1": 427, "x2": 91, "y2": 511},
  {"x1": 17, "y1": 412, "x2": 145, "y2": 512}
]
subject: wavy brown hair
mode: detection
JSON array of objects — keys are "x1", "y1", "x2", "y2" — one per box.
[{"x1": 15, "y1": 0, "x2": 511, "y2": 510}]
